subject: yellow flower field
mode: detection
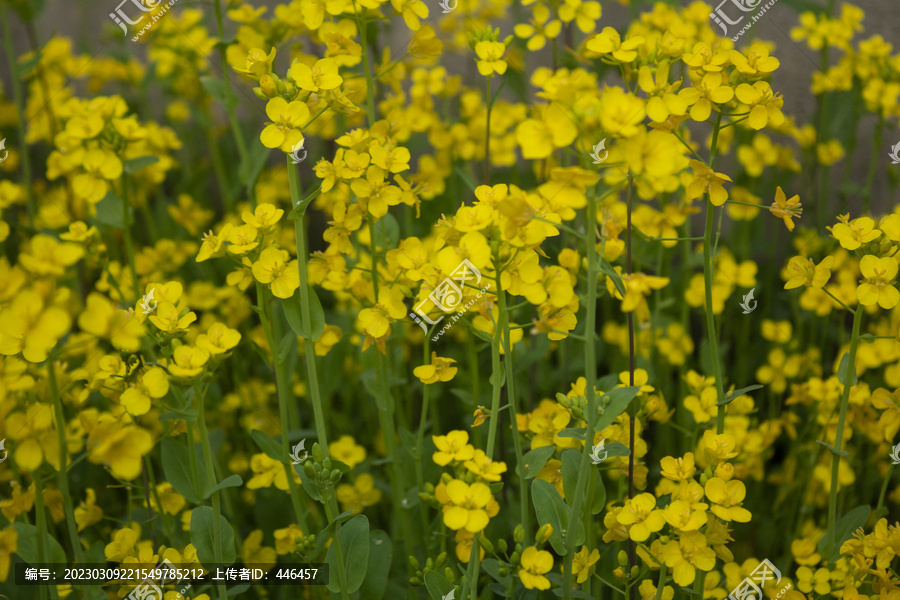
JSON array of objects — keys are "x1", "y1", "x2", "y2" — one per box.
[{"x1": 0, "y1": 0, "x2": 899, "y2": 599}]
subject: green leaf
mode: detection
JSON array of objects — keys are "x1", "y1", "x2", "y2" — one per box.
[
  {"x1": 16, "y1": 52, "x2": 43, "y2": 79},
  {"x1": 325, "y1": 515, "x2": 369, "y2": 594},
  {"x1": 239, "y1": 140, "x2": 270, "y2": 186},
  {"x1": 481, "y1": 558, "x2": 512, "y2": 586},
  {"x1": 596, "y1": 373, "x2": 619, "y2": 393},
  {"x1": 295, "y1": 463, "x2": 324, "y2": 503},
  {"x1": 373, "y1": 212, "x2": 400, "y2": 250},
  {"x1": 557, "y1": 428, "x2": 587, "y2": 440},
  {"x1": 12, "y1": 523, "x2": 67, "y2": 564},
  {"x1": 815, "y1": 439, "x2": 849, "y2": 457},
  {"x1": 250, "y1": 429, "x2": 285, "y2": 462},
  {"x1": 818, "y1": 505, "x2": 870, "y2": 563},
  {"x1": 717, "y1": 384, "x2": 764, "y2": 406},
  {"x1": 599, "y1": 257, "x2": 625, "y2": 297},
  {"x1": 523, "y1": 445, "x2": 556, "y2": 479},
  {"x1": 453, "y1": 164, "x2": 478, "y2": 193},
  {"x1": 94, "y1": 190, "x2": 124, "y2": 228},
  {"x1": 200, "y1": 76, "x2": 237, "y2": 111},
  {"x1": 359, "y1": 531, "x2": 392, "y2": 600},
  {"x1": 603, "y1": 441, "x2": 630, "y2": 457},
  {"x1": 531, "y1": 478, "x2": 584, "y2": 555},
  {"x1": 489, "y1": 362, "x2": 506, "y2": 388},
  {"x1": 591, "y1": 470, "x2": 606, "y2": 515},
  {"x1": 282, "y1": 284, "x2": 325, "y2": 340},
  {"x1": 424, "y1": 570, "x2": 454, "y2": 600},
  {"x1": 837, "y1": 352, "x2": 859, "y2": 387},
  {"x1": 551, "y1": 588, "x2": 596, "y2": 600},
  {"x1": 203, "y1": 475, "x2": 243, "y2": 499},
  {"x1": 560, "y1": 449, "x2": 581, "y2": 505},
  {"x1": 190, "y1": 506, "x2": 237, "y2": 567},
  {"x1": 595, "y1": 386, "x2": 640, "y2": 433},
  {"x1": 159, "y1": 408, "x2": 198, "y2": 422},
  {"x1": 275, "y1": 331, "x2": 294, "y2": 366},
  {"x1": 314, "y1": 510, "x2": 356, "y2": 556},
  {"x1": 287, "y1": 185, "x2": 324, "y2": 220},
  {"x1": 123, "y1": 156, "x2": 159, "y2": 174},
  {"x1": 161, "y1": 437, "x2": 202, "y2": 504}
]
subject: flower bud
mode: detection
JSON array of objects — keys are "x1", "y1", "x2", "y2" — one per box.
[
  {"x1": 514, "y1": 524, "x2": 525, "y2": 543},
  {"x1": 617, "y1": 550, "x2": 628, "y2": 567},
  {"x1": 497, "y1": 539, "x2": 508, "y2": 554},
  {"x1": 631, "y1": 566, "x2": 640, "y2": 578},
  {"x1": 510, "y1": 551, "x2": 520, "y2": 564},
  {"x1": 409, "y1": 576, "x2": 422, "y2": 586},
  {"x1": 323, "y1": 457, "x2": 332, "y2": 470},
  {"x1": 436, "y1": 552, "x2": 447, "y2": 567},
  {"x1": 715, "y1": 462, "x2": 734, "y2": 481},
  {"x1": 312, "y1": 442, "x2": 324, "y2": 463},
  {"x1": 409, "y1": 556, "x2": 419, "y2": 570},
  {"x1": 480, "y1": 537, "x2": 494, "y2": 553},
  {"x1": 535, "y1": 524, "x2": 553, "y2": 544},
  {"x1": 304, "y1": 462, "x2": 316, "y2": 478}
]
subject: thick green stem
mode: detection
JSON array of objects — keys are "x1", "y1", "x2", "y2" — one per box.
[
  {"x1": 862, "y1": 117, "x2": 884, "y2": 214},
  {"x1": 562, "y1": 185, "x2": 601, "y2": 600},
  {"x1": 625, "y1": 173, "x2": 636, "y2": 599},
  {"x1": 704, "y1": 114, "x2": 728, "y2": 434},
  {"x1": 826, "y1": 306, "x2": 862, "y2": 552},
  {"x1": 121, "y1": 175, "x2": 140, "y2": 301},
  {"x1": 323, "y1": 498, "x2": 351, "y2": 600},
  {"x1": 196, "y1": 387, "x2": 229, "y2": 600}
]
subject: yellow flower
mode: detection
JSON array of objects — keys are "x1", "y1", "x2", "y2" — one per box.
[
  {"x1": 242, "y1": 203, "x2": 284, "y2": 232},
  {"x1": 784, "y1": 255, "x2": 834, "y2": 289},
  {"x1": 0, "y1": 526, "x2": 17, "y2": 581},
  {"x1": 120, "y1": 367, "x2": 169, "y2": 416},
  {"x1": 151, "y1": 482, "x2": 186, "y2": 516},
  {"x1": 475, "y1": 41, "x2": 508, "y2": 77},
  {"x1": 515, "y1": 104, "x2": 578, "y2": 160},
  {"x1": 441, "y1": 479, "x2": 492, "y2": 532},
  {"x1": 196, "y1": 323, "x2": 242, "y2": 356},
  {"x1": 252, "y1": 247, "x2": 300, "y2": 299},
  {"x1": 74, "y1": 489, "x2": 103, "y2": 531},
  {"x1": 769, "y1": 187, "x2": 802, "y2": 231},
  {"x1": 586, "y1": 26, "x2": 644, "y2": 63},
  {"x1": 413, "y1": 352, "x2": 458, "y2": 384},
  {"x1": 514, "y1": 5, "x2": 562, "y2": 52},
  {"x1": 247, "y1": 453, "x2": 293, "y2": 491},
  {"x1": 167, "y1": 345, "x2": 209, "y2": 379},
  {"x1": 660, "y1": 453, "x2": 696, "y2": 481},
  {"x1": 686, "y1": 160, "x2": 732, "y2": 206},
  {"x1": 663, "y1": 499, "x2": 708, "y2": 532},
  {"x1": 660, "y1": 531, "x2": 716, "y2": 586},
  {"x1": 105, "y1": 526, "x2": 139, "y2": 561},
  {"x1": 704, "y1": 477, "x2": 752, "y2": 522},
  {"x1": 464, "y1": 449, "x2": 507, "y2": 482},
  {"x1": 274, "y1": 524, "x2": 304, "y2": 555},
  {"x1": 432, "y1": 430, "x2": 476, "y2": 465},
  {"x1": 233, "y1": 47, "x2": 276, "y2": 79},
  {"x1": 0, "y1": 289, "x2": 71, "y2": 363},
  {"x1": 336, "y1": 473, "x2": 383, "y2": 514},
  {"x1": 242, "y1": 530, "x2": 277, "y2": 572},
  {"x1": 700, "y1": 431, "x2": 739, "y2": 463},
  {"x1": 87, "y1": 418, "x2": 153, "y2": 480},
  {"x1": 260, "y1": 97, "x2": 310, "y2": 152},
  {"x1": 735, "y1": 81, "x2": 786, "y2": 130},
  {"x1": 329, "y1": 435, "x2": 367, "y2": 469},
  {"x1": 18, "y1": 234, "x2": 84, "y2": 277},
  {"x1": 313, "y1": 325, "x2": 343, "y2": 356},
  {"x1": 680, "y1": 72, "x2": 735, "y2": 122},
  {"x1": 796, "y1": 566, "x2": 832, "y2": 595},
  {"x1": 831, "y1": 216, "x2": 880, "y2": 250},
  {"x1": 857, "y1": 255, "x2": 900, "y2": 309},
  {"x1": 289, "y1": 58, "x2": 343, "y2": 92},
  {"x1": 519, "y1": 546, "x2": 553, "y2": 590},
  {"x1": 149, "y1": 301, "x2": 197, "y2": 333},
  {"x1": 572, "y1": 546, "x2": 600, "y2": 584},
  {"x1": 616, "y1": 493, "x2": 666, "y2": 542}
]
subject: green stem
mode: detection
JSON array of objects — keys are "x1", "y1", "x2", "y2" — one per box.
[
  {"x1": 705, "y1": 113, "x2": 728, "y2": 435},
  {"x1": 212, "y1": 0, "x2": 249, "y2": 169},
  {"x1": 323, "y1": 498, "x2": 351, "y2": 600},
  {"x1": 862, "y1": 117, "x2": 883, "y2": 214},
  {"x1": 196, "y1": 386, "x2": 229, "y2": 600},
  {"x1": 826, "y1": 306, "x2": 863, "y2": 555},
  {"x1": 484, "y1": 76, "x2": 492, "y2": 185},
  {"x1": 121, "y1": 175, "x2": 140, "y2": 301},
  {"x1": 48, "y1": 361, "x2": 88, "y2": 596},
  {"x1": 256, "y1": 281, "x2": 309, "y2": 533},
  {"x1": 34, "y1": 472, "x2": 49, "y2": 600},
  {"x1": 562, "y1": 184, "x2": 601, "y2": 600},
  {"x1": 875, "y1": 464, "x2": 894, "y2": 514},
  {"x1": 415, "y1": 337, "x2": 433, "y2": 550},
  {"x1": 2, "y1": 5, "x2": 36, "y2": 225},
  {"x1": 357, "y1": 10, "x2": 376, "y2": 126}
]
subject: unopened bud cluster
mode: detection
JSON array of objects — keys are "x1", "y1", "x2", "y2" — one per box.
[
  {"x1": 302, "y1": 443, "x2": 343, "y2": 490},
  {"x1": 408, "y1": 553, "x2": 453, "y2": 586}
]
